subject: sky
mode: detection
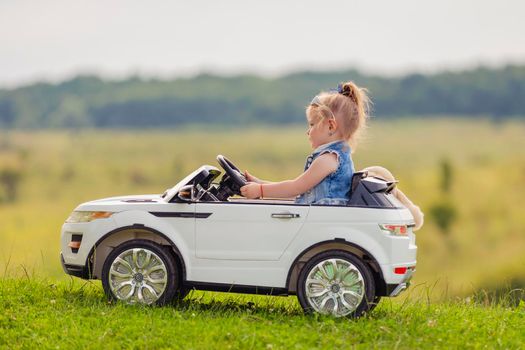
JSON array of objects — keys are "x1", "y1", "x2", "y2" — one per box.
[{"x1": 0, "y1": 0, "x2": 524, "y2": 88}]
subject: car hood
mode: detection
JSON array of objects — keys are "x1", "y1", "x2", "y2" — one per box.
[
  {"x1": 74, "y1": 194, "x2": 164, "y2": 211},
  {"x1": 88, "y1": 194, "x2": 162, "y2": 203}
]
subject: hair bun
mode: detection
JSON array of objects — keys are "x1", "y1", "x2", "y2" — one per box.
[{"x1": 338, "y1": 82, "x2": 359, "y2": 104}]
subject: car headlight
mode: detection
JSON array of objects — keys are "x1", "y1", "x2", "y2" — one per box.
[{"x1": 66, "y1": 211, "x2": 114, "y2": 223}]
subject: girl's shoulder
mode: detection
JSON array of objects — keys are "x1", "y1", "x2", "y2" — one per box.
[{"x1": 310, "y1": 152, "x2": 339, "y2": 174}]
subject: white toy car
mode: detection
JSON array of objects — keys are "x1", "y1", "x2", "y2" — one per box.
[{"x1": 61, "y1": 155, "x2": 417, "y2": 318}]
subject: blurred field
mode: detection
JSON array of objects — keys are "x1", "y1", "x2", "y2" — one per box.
[{"x1": 1, "y1": 118, "x2": 524, "y2": 299}]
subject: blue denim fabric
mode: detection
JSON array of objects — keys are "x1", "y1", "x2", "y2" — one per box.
[{"x1": 295, "y1": 140, "x2": 354, "y2": 205}]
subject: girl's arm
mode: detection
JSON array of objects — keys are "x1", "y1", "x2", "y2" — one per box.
[{"x1": 240, "y1": 153, "x2": 338, "y2": 199}]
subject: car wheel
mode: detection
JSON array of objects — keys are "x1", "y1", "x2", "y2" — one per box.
[
  {"x1": 102, "y1": 239, "x2": 180, "y2": 305},
  {"x1": 297, "y1": 250, "x2": 375, "y2": 318}
]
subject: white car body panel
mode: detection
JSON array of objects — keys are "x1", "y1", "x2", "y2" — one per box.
[
  {"x1": 194, "y1": 203, "x2": 310, "y2": 260},
  {"x1": 61, "y1": 217, "x2": 118, "y2": 267}
]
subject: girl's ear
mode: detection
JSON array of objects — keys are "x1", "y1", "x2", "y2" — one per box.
[{"x1": 328, "y1": 118, "x2": 338, "y2": 130}]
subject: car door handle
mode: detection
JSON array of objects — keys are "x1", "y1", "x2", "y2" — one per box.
[{"x1": 271, "y1": 212, "x2": 300, "y2": 219}]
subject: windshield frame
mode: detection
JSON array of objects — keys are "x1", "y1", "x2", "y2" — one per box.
[{"x1": 162, "y1": 165, "x2": 221, "y2": 202}]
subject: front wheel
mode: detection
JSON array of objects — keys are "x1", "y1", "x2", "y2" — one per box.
[
  {"x1": 297, "y1": 250, "x2": 375, "y2": 318},
  {"x1": 101, "y1": 239, "x2": 180, "y2": 305}
]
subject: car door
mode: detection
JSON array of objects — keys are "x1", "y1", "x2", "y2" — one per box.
[{"x1": 195, "y1": 202, "x2": 309, "y2": 261}]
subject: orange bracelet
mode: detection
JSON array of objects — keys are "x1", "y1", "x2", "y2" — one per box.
[{"x1": 259, "y1": 183, "x2": 264, "y2": 199}]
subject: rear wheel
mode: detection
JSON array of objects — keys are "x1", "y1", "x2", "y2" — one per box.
[
  {"x1": 102, "y1": 239, "x2": 180, "y2": 305},
  {"x1": 297, "y1": 250, "x2": 375, "y2": 318}
]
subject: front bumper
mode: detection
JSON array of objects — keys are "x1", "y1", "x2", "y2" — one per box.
[{"x1": 60, "y1": 253, "x2": 91, "y2": 279}]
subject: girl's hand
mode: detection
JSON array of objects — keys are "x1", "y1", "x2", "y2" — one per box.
[
  {"x1": 244, "y1": 170, "x2": 262, "y2": 183},
  {"x1": 240, "y1": 182, "x2": 262, "y2": 199}
]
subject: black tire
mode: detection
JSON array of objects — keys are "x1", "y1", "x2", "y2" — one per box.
[
  {"x1": 297, "y1": 250, "x2": 376, "y2": 318},
  {"x1": 102, "y1": 239, "x2": 181, "y2": 306}
]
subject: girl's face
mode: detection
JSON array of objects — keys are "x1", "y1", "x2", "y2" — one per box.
[{"x1": 306, "y1": 112, "x2": 331, "y2": 149}]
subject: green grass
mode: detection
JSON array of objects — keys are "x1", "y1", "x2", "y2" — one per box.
[{"x1": 1, "y1": 278, "x2": 524, "y2": 349}]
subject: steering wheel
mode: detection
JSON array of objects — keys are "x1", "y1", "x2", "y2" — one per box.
[{"x1": 216, "y1": 155, "x2": 247, "y2": 192}]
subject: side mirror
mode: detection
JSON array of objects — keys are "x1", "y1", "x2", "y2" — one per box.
[{"x1": 177, "y1": 185, "x2": 195, "y2": 202}]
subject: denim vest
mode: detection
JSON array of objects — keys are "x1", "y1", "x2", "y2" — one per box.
[{"x1": 295, "y1": 140, "x2": 354, "y2": 205}]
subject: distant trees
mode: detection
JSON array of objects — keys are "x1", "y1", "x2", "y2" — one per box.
[
  {"x1": 0, "y1": 65, "x2": 524, "y2": 129},
  {"x1": 0, "y1": 168, "x2": 22, "y2": 203},
  {"x1": 429, "y1": 158, "x2": 458, "y2": 239}
]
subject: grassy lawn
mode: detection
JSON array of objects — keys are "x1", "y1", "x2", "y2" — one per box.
[{"x1": 1, "y1": 278, "x2": 523, "y2": 349}]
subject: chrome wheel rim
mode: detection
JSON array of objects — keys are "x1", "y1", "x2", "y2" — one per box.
[
  {"x1": 305, "y1": 258, "x2": 365, "y2": 317},
  {"x1": 109, "y1": 248, "x2": 168, "y2": 305}
]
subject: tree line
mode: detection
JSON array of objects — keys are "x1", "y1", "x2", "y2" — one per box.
[{"x1": 0, "y1": 65, "x2": 524, "y2": 128}]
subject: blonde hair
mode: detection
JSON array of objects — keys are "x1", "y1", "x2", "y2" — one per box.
[{"x1": 307, "y1": 81, "x2": 371, "y2": 150}]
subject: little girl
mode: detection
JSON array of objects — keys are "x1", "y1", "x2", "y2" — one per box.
[{"x1": 240, "y1": 81, "x2": 368, "y2": 205}]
